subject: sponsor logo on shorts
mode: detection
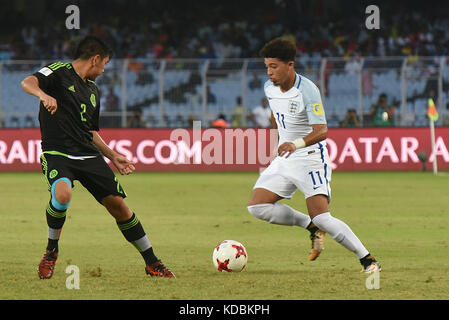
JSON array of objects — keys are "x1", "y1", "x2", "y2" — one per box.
[{"x1": 49, "y1": 169, "x2": 58, "y2": 179}]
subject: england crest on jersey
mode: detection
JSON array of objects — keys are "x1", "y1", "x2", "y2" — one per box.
[{"x1": 288, "y1": 100, "x2": 299, "y2": 114}]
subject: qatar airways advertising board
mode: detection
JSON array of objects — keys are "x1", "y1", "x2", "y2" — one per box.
[{"x1": 0, "y1": 127, "x2": 448, "y2": 172}]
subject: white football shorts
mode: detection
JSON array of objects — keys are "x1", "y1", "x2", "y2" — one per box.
[{"x1": 254, "y1": 143, "x2": 332, "y2": 200}]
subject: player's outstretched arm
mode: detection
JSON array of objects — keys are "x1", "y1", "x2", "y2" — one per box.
[
  {"x1": 21, "y1": 76, "x2": 58, "y2": 115},
  {"x1": 278, "y1": 124, "x2": 328, "y2": 158},
  {"x1": 91, "y1": 131, "x2": 135, "y2": 175}
]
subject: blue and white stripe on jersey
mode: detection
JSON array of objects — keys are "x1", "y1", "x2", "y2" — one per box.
[
  {"x1": 318, "y1": 141, "x2": 330, "y2": 199},
  {"x1": 294, "y1": 73, "x2": 302, "y2": 89}
]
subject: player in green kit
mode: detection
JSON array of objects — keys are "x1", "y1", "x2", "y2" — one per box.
[{"x1": 21, "y1": 36, "x2": 175, "y2": 279}]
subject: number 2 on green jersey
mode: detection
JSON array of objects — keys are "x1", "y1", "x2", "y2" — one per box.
[{"x1": 80, "y1": 103, "x2": 87, "y2": 122}]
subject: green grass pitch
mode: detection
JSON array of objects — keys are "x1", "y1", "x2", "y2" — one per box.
[{"x1": 1, "y1": 171, "x2": 448, "y2": 300}]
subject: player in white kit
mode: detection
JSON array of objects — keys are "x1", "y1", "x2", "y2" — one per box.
[{"x1": 247, "y1": 38, "x2": 380, "y2": 273}]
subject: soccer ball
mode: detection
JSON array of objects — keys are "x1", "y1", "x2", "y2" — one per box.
[{"x1": 212, "y1": 240, "x2": 247, "y2": 272}]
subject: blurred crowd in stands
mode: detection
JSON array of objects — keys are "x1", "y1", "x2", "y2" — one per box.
[
  {"x1": 1, "y1": 0, "x2": 448, "y2": 129},
  {"x1": 1, "y1": 0, "x2": 449, "y2": 61}
]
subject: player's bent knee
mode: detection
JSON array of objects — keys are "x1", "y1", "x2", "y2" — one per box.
[
  {"x1": 247, "y1": 203, "x2": 274, "y2": 221},
  {"x1": 248, "y1": 188, "x2": 283, "y2": 206},
  {"x1": 51, "y1": 177, "x2": 72, "y2": 210},
  {"x1": 102, "y1": 195, "x2": 132, "y2": 222}
]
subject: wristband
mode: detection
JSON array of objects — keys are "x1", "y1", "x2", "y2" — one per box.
[{"x1": 292, "y1": 138, "x2": 306, "y2": 149}]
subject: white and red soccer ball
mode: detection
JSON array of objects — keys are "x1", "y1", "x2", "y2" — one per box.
[{"x1": 212, "y1": 240, "x2": 247, "y2": 272}]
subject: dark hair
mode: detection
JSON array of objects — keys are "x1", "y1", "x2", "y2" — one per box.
[
  {"x1": 259, "y1": 37, "x2": 297, "y2": 63},
  {"x1": 74, "y1": 36, "x2": 113, "y2": 60}
]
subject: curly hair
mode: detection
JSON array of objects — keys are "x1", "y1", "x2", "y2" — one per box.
[{"x1": 259, "y1": 37, "x2": 297, "y2": 63}]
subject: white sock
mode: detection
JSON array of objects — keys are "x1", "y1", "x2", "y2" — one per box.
[
  {"x1": 247, "y1": 203, "x2": 311, "y2": 228},
  {"x1": 312, "y1": 212, "x2": 369, "y2": 259},
  {"x1": 48, "y1": 227, "x2": 61, "y2": 240}
]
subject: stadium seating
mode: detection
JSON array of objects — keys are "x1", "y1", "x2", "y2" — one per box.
[
  {"x1": 1, "y1": 1, "x2": 449, "y2": 128},
  {"x1": 2, "y1": 58, "x2": 445, "y2": 129}
]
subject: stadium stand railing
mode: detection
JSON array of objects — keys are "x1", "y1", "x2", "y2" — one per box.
[{"x1": 0, "y1": 56, "x2": 447, "y2": 129}]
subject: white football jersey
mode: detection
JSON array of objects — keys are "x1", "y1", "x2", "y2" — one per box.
[{"x1": 264, "y1": 73, "x2": 327, "y2": 151}]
